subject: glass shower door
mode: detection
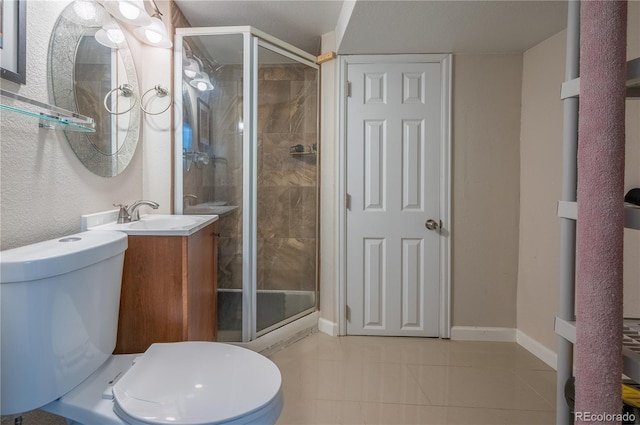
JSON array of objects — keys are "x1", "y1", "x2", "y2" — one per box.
[
  {"x1": 179, "y1": 33, "x2": 246, "y2": 342},
  {"x1": 175, "y1": 28, "x2": 319, "y2": 343},
  {"x1": 255, "y1": 43, "x2": 318, "y2": 336}
]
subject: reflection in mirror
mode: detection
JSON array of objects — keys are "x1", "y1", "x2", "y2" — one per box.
[
  {"x1": 75, "y1": 32, "x2": 134, "y2": 155},
  {"x1": 49, "y1": 0, "x2": 140, "y2": 177}
]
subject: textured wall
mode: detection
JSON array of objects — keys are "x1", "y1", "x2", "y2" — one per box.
[
  {"x1": 517, "y1": 30, "x2": 565, "y2": 352},
  {"x1": 451, "y1": 54, "x2": 523, "y2": 328},
  {"x1": 0, "y1": 0, "x2": 142, "y2": 250}
]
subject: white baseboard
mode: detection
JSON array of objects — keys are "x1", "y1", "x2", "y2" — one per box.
[
  {"x1": 516, "y1": 330, "x2": 558, "y2": 370},
  {"x1": 318, "y1": 317, "x2": 338, "y2": 336},
  {"x1": 450, "y1": 327, "x2": 559, "y2": 371},
  {"x1": 450, "y1": 326, "x2": 517, "y2": 342}
]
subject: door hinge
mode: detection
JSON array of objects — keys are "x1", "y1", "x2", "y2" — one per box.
[
  {"x1": 345, "y1": 193, "x2": 352, "y2": 211},
  {"x1": 346, "y1": 81, "x2": 352, "y2": 98},
  {"x1": 346, "y1": 305, "x2": 351, "y2": 322}
]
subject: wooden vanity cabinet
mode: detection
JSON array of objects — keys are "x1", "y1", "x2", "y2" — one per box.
[{"x1": 114, "y1": 222, "x2": 218, "y2": 354}]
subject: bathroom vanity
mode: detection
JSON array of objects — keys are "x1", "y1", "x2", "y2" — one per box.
[
  {"x1": 114, "y1": 219, "x2": 218, "y2": 354},
  {"x1": 84, "y1": 212, "x2": 219, "y2": 354}
]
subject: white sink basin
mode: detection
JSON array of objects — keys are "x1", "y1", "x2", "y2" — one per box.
[
  {"x1": 128, "y1": 215, "x2": 198, "y2": 230},
  {"x1": 87, "y1": 214, "x2": 218, "y2": 236}
]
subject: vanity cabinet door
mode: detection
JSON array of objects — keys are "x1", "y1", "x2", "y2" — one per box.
[
  {"x1": 186, "y1": 222, "x2": 218, "y2": 341},
  {"x1": 114, "y1": 222, "x2": 218, "y2": 354}
]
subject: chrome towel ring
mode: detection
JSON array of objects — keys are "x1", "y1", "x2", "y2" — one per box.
[
  {"x1": 103, "y1": 84, "x2": 137, "y2": 115},
  {"x1": 140, "y1": 85, "x2": 172, "y2": 115}
]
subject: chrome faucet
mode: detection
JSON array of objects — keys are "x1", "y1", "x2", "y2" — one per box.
[
  {"x1": 127, "y1": 200, "x2": 160, "y2": 221},
  {"x1": 114, "y1": 200, "x2": 159, "y2": 223}
]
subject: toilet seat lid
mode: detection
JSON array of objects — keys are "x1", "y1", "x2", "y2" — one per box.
[{"x1": 112, "y1": 342, "x2": 282, "y2": 425}]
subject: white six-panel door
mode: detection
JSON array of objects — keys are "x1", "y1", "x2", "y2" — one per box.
[{"x1": 345, "y1": 60, "x2": 444, "y2": 336}]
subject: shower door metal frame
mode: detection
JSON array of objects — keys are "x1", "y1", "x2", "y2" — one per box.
[
  {"x1": 174, "y1": 27, "x2": 319, "y2": 343},
  {"x1": 254, "y1": 38, "x2": 320, "y2": 338}
]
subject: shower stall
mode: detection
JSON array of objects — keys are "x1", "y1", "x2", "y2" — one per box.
[{"x1": 174, "y1": 27, "x2": 319, "y2": 343}]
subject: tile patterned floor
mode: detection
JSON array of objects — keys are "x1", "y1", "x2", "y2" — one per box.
[
  {"x1": 269, "y1": 332, "x2": 556, "y2": 424},
  {"x1": 3, "y1": 332, "x2": 557, "y2": 425}
]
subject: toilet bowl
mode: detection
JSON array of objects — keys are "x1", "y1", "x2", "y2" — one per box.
[{"x1": 0, "y1": 231, "x2": 283, "y2": 424}]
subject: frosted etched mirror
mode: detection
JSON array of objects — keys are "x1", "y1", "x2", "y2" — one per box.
[{"x1": 49, "y1": 0, "x2": 140, "y2": 177}]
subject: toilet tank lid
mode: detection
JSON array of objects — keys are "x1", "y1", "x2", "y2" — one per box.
[{"x1": 0, "y1": 231, "x2": 128, "y2": 284}]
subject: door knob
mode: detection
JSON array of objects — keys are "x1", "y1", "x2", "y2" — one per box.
[{"x1": 425, "y1": 219, "x2": 441, "y2": 231}]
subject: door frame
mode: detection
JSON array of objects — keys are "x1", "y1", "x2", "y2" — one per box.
[{"x1": 337, "y1": 54, "x2": 452, "y2": 337}]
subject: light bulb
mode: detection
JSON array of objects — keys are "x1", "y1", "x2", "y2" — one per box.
[
  {"x1": 106, "y1": 28, "x2": 125, "y2": 44},
  {"x1": 145, "y1": 29, "x2": 163, "y2": 44},
  {"x1": 118, "y1": 2, "x2": 141, "y2": 20},
  {"x1": 196, "y1": 81, "x2": 208, "y2": 91},
  {"x1": 73, "y1": 1, "x2": 97, "y2": 21},
  {"x1": 132, "y1": 16, "x2": 172, "y2": 48}
]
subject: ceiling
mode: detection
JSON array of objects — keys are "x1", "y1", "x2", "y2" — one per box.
[{"x1": 174, "y1": 0, "x2": 569, "y2": 56}]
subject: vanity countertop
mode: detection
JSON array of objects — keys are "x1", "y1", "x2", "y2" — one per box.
[
  {"x1": 85, "y1": 212, "x2": 218, "y2": 236},
  {"x1": 185, "y1": 203, "x2": 239, "y2": 217}
]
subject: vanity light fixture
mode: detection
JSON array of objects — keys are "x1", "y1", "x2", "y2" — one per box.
[
  {"x1": 72, "y1": 0, "x2": 99, "y2": 21},
  {"x1": 183, "y1": 58, "x2": 201, "y2": 79},
  {"x1": 103, "y1": 0, "x2": 151, "y2": 26},
  {"x1": 132, "y1": 0, "x2": 172, "y2": 48},
  {"x1": 65, "y1": 0, "x2": 109, "y2": 26},
  {"x1": 95, "y1": 19, "x2": 127, "y2": 49},
  {"x1": 189, "y1": 72, "x2": 214, "y2": 91},
  {"x1": 184, "y1": 54, "x2": 213, "y2": 91}
]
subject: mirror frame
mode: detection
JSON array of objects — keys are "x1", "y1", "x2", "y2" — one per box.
[{"x1": 48, "y1": 2, "x2": 140, "y2": 177}]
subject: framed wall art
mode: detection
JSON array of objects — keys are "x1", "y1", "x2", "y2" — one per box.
[
  {"x1": 197, "y1": 98, "x2": 210, "y2": 146},
  {"x1": 1, "y1": 0, "x2": 26, "y2": 84}
]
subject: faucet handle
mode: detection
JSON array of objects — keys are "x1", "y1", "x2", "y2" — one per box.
[{"x1": 113, "y1": 203, "x2": 131, "y2": 224}]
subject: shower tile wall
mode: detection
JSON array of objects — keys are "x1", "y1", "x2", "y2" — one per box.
[
  {"x1": 257, "y1": 64, "x2": 317, "y2": 292},
  {"x1": 183, "y1": 64, "x2": 317, "y2": 294}
]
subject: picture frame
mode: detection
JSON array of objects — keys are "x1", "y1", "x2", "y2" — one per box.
[
  {"x1": 197, "y1": 98, "x2": 210, "y2": 146},
  {"x1": 0, "y1": 0, "x2": 27, "y2": 84}
]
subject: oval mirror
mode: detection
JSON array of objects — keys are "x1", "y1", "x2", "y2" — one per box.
[{"x1": 48, "y1": 0, "x2": 140, "y2": 177}]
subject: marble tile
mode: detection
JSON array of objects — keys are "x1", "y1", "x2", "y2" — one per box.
[
  {"x1": 260, "y1": 64, "x2": 306, "y2": 81},
  {"x1": 216, "y1": 235, "x2": 242, "y2": 290},
  {"x1": 259, "y1": 80, "x2": 291, "y2": 133},
  {"x1": 259, "y1": 133, "x2": 317, "y2": 187},
  {"x1": 257, "y1": 186, "x2": 290, "y2": 238},
  {"x1": 290, "y1": 80, "x2": 317, "y2": 134},
  {"x1": 258, "y1": 237, "x2": 316, "y2": 291},
  {"x1": 289, "y1": 186, "x2": 317, "y2": 239}
]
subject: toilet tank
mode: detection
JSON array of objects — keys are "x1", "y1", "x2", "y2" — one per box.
[{"x1": 0, "y1": 231, "x2": 128, "y2": 415}]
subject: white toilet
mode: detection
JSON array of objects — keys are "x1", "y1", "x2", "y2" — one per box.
[{"x1": 0, "y1": 231, "x2": 283, "y2": 424}]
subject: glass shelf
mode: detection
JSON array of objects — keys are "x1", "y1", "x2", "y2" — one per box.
[{"x1": 1, "y1": 89, "x2": 95, "y2": 133}]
